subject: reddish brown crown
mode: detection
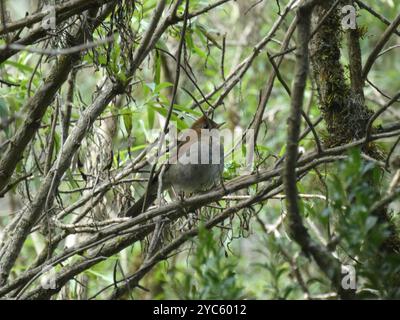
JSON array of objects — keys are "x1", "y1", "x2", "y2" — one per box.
[{"x1": 191, "y1": 116, "x2": 221, "y2": 131}]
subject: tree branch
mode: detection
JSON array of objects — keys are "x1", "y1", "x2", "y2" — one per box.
[{"x1": 283, "y1": 0, "x2": 352, "y2": 299}]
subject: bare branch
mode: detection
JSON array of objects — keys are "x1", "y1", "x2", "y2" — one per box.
[
  {"x1": 0, "y1": 0, "x2": 114, "y2": 35},
  {"x1": 362, "y1": 12, "x2": 400, "y2": 79},
  {"x1": 284, "y1": 0, "x2": 352, "y2": 299}
]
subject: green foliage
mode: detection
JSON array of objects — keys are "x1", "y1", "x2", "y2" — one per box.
[
  {"x1": 252, "y1": 238, "x2": 298, "y2": 299},
  {"x1": 159, "y1": 226, "x2": 244, "y2": 300},
  {"x1": 327, "y1": 149, "x2": 400, "y2": 298},
  {"x1": 2, "y1": 0, "x2": 400, "y2": 301}
]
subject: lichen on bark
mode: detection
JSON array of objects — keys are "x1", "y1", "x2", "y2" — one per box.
[
  {"x1": 309, "y1": 1, "x2": 372, "y2": 147},
  {"x1": 309, "y1": 0, "x2": 400, "y2": 255}
]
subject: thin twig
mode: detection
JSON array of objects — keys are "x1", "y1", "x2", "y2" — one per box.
[
  {"x1": 364, "y1": 91, "x2": 400, "y2": 147},
  {"x1": 355, "y1": 0, "x2": 400, "y2": 37},
  {"x1": 140, "y1": 0, "x2": 188, "y2": 215},
  {"x1": 267, "y1": 50, "x2": 323, "y2": 153},
  {"x1": 362, "y1": 12, "x2": 400, "y2": 79},
  {"x1": 0, "y1": 35, "x2": 115, "y2": 56}
]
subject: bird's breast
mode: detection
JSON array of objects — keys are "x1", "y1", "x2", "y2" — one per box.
[{"x1": 164, "y1": 136, "x2": 224, "y2": 193}]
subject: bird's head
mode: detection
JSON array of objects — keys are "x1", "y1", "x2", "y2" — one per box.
[{"x1": 191, "y1": 116, "x2": 224, "y2": 132}]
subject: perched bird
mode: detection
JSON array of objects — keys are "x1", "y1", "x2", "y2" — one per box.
[{"x1": 125, "y1": 116, "x2": 224, "y2": 218}]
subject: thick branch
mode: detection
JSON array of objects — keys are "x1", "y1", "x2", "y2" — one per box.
[
  {"x1": 0, "y1": 0, "x2": 114, "y2": 35},
  {"x1": 346, "y1": 0, "x2": 364, "y2": 100},
  {"x1": 284, "y1": 0, "x2": 352, "y2": 299},
  {"x1": 0, "y1": 40, "x2": 81, "y2": 192},
  {"x1": 0, "y1": 3, "x2": 124, "y2": 286}
]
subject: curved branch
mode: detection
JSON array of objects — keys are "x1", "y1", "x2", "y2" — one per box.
[{"x1": 284, "y1": 0, "x2": 352, "y2": 299}]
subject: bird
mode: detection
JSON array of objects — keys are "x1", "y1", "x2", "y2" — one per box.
[{"x1": 124, "y1": 115, "x2": 224, "y2": 218}]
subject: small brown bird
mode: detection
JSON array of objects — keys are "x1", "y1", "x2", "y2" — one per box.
[{"x1": 125, "y1": 116, "x2": 224, "y2": 218}]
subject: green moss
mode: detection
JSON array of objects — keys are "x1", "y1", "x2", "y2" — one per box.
[{"x1": 310, "y1": 2, "x2": 374, "y2": 149}]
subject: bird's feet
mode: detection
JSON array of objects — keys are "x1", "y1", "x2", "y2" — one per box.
[{"x1": 219, "y1": 175, "x2": 227, "y2": 193}]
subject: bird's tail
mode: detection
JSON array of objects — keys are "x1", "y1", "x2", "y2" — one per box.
[{"x1": 124, "y1": 181, "x2": 159, "y2": 218}]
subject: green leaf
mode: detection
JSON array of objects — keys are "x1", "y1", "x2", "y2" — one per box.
[
  {"x1": 98, "y1": 55, "x2": 107, "y2": 66},
  {"x1": 85, "y1": 269, "x2": 113, "y2": 282},
  {"x1": 3, "y1": 60, "x2": 34, "y2": 72},
  {"x1": 130, "y1": 144, "x2": 146, "y2": 152},
  {"x1": 192, "y1": 44, "x2": 208, "y2": 60},
  {"x1": 147, "y1": 107, "x2": 155, "y2": 128},
  {"x1": 149, "y1": 105, "x2": 188, "y2": 129},
  {"x1": 172, "y1": 103, "x2": 202, "y2": 117},
  {"x1": 0, "y1": 98, "x2": 9, "y2": 136},
  {"x1": 154, "y1": 51, "x2": 161, "y2": 85},
  {"x1": 155, "y1": 82, "x2": 173, "y2": 92},
  {"x1": 279, "y1": 145, "x2": 286, "y2": 157},
  {"x1": 123, "y1": 111, "x2": 133, "y2": 136}
]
